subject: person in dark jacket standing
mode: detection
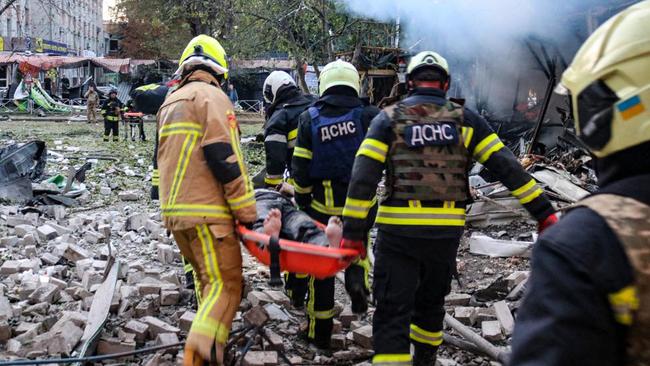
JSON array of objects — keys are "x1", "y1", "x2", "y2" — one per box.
[
  {"x1": 510, "y1": 2, "x2": 650, "y2": 365},
  {"x1": 262, "y1": 71, "x2": 314, "y2": 187},
  {"x1": 262, "y1": 70, "x2": 315, "y2": 309},
  {"x1": 100, "y1": 89, "x2": 123, "y2": 142},
  {"x1": 292, "y1": 59, "x2": 379, "y2": 349},
  {"x1": 341, "y1": 51, "x2": 557, "y2": 366}
]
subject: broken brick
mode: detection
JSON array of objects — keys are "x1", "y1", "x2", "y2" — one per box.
[
  {"x1": 481, "y1": 320, "x2": 504, "y2": 342},
  {"x1": 493, "y1": 300, "x2": 515, "y2": 335},
  {"x1": 161, "y1": 290, "x2": 180, "y2": 306},
  {"x1": 445, "y1": 293, "x2": 472, "y2": 306},
  {"x1": 454, "y1": 307, "x2": 477, "y2": 326},
  {"x1": 179, "y1": 311, "x2": 196, "y2": 332},
  {"x1": 28, "y1": 283, "x2": 60, "y2": 304},
  {"x1": 155, "y1": 333, "x2": 180, "y2": 354},
  {"x1": 242, "y1": 351, "x2": 278, "y2": 366},
  {"x1": 243, "y1": 305, "x2": 269, "y2": 327},
  {"x1": 97, "y1": 337, "x2": 136, "y2": 355},
  {"x1": 141, "y1": 316, "x2": 180, "y2": 339},
  {"x1": 36, "y1": 224, "x2": 59, "y2": 241},
  {"x1": 352, "y1": 325, "x2": 373, "y2": 349},
  {"x1": 125, "y1": 319, "x2": 149, "y2": 343}
]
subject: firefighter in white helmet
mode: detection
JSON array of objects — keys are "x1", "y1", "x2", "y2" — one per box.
[
  {"x1": 261, "y1": 71, "x2": 315, "y2": 188},
  {"x1": 511, "y1": 1, "x2": 650, "y2": 365}
]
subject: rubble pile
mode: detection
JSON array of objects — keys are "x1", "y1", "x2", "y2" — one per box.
[{"x1": 0, "y1": 120, "x2": 600, "y2": 365}]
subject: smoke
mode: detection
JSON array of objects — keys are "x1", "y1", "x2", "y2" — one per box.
[{"x1": 340, "y1": 0, "x2": 633, "y2": 115}]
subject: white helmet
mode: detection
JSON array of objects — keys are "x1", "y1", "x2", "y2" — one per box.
[{"x1": 263, "y1": 71, "x2": 296, "y2": 103}]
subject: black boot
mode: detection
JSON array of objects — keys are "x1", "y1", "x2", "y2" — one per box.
[
  {"x1": 345, "y1": 265, "x2": 368, "y2": 314},
  {"x1": 413, "y1": 344, "x2": 438, "y2": 366}
]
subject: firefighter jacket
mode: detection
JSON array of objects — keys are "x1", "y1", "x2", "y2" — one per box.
[
  {"x1": 156, "y1": 69, "x2": 256, "y2": 232},
  {"x1": 342, "y1": 87, "x2": 554, "y2": 240},
  {"x1": 264, "y1": 88, "x2": 314, "y2": 186},
  {"x1": 510, "y1": 173, "x2": 650, "y2": 366},
  {"x1": 292, "y1": 93, "x2": 380, "y2": 219},
  {"x1": 100, "y1": 97, "x2": 123, "y2": 122},
  {"x1": 131, "y1": 83, "x2": 172, "y2": 200}
]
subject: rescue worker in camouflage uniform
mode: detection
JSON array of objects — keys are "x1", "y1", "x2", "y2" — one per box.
[
  {"x1": 262, "y1": 70, "x2": 315, "y2": 309},
  {"x1": 157, "y1": 35, "x2": 256, "y2": 365},
  {"x1": 510, "y1": 2, "x2": 650, "y2": 365},
  {"x1": 341, "y1": 52, "x2": 558, "y2": 366},
  {"x1": 292, "y1": 60, "x2": 380, "y2": 349}
]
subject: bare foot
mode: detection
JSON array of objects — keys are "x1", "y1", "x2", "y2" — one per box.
[
  {"x1": 326, "y1": 216, "x2": 343, "y2": 247},
  {"x1": 263, "y1": 208, "x2": 282, "y2": 237}
]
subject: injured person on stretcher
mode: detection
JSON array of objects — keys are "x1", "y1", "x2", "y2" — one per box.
[{"x1": 252, "y1": 186, "x2": 343, "y2": 248}]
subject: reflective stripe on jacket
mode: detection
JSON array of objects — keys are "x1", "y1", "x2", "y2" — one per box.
[{"x1": 157, "y1": 70, "x2": 256, "y2": 231}]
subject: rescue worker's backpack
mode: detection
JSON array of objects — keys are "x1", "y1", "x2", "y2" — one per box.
[
  {"x1": 384, "y1": 100, "x2": 471, "y2": 202},
  {"x1": 572, "y1": 194, "x2": 650, "y2": 366},
  {"x1": 308, "y1": 105, "x2": 364, "y2": 182}
]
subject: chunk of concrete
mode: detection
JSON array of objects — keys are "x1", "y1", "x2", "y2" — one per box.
[
  {"x1": 353, "y1": 325, "x2": 373, "y2": 349},
  {"x1": 243, "y1": 305, "x2": 270, "y2": 327},
  {"x1": 445, "y1": 293, "x2": 472, "y2": 306},
  {"x1": 179, "y1": 311, "x2": 196, "y2": 332},
  {"x1": 242, "y1": 351, "x2": 278, "y2": 366},
  {"x1": 97, "y1": 337, "x2": 136, "y2": 354},
  {"x1": 155, "y1": 333, "x2": 180, "y2": 354},
  {"x1": 63, "y1": 244, "x2": 91, "y2": 262},
  {"x1": 126, "y1": 213, "x2": 148, "y2": 231},
  {"x1": 28, "y1": 283, "x2": 60, "y2": 304},
  {"x1": 493, "y1": 300, "x2": 515, "y2": 335},
  {"x1": 36, "y1": 225, "x2": 59, "y2": 241},
  {"x1": 454, "y1": 307, "x2": 477, "y2": 326},
  {"x1": 247, "y1": 291, "x2": 273, "y2": 307},
  {"x1": 481, "y1": 320, "x2": 504, "y2": 342},
  {"x1": 0, "y1": 260, "x2": 20, "y2": 274},
  {"x1": 161, "y1": 290, "x2": 180, "y2": 306},
  {"x1": 141, "y1": 316, "x2": 180, "y2": 339},
  {"x1": 124, "y1": 319, "x2": 149, "y2": 343}
]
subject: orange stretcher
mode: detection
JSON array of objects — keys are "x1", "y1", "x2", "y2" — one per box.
[{"x1": 237, "y1": 225, "x2": 360, "y2": 282}]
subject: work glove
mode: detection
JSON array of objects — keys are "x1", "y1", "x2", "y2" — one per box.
[
  {"x1": 538, "y1": 213, "x2": 559, "y2": 233},
  {"x1": 340, "y1": 238, "x2": 366, "y2": 259}
]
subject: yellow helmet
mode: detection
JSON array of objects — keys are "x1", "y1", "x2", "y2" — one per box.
[
  {"x1": 560, "y1": 1, "x2": 650, "y2": 157},
  {"x1": 177, "y1": 34, "x2": 229, "y2": 79},
  {"x1": 319, "y1": 60, "x2": 360, "y2": 96},
  {"x1": 407, "y1": 51, "x2": 450, "y2": 78}
]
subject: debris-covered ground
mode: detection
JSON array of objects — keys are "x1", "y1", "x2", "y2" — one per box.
[{"x1": 0, "y1": 119, "x2": 593, "y2": 365}]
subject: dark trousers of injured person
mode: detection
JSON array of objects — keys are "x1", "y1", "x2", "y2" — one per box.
[
  {"x1": 252, "y1": 190, "x2": 335, "y2": 348},
  {"x1": 372, "y1": 230, "x2": 459, "y2": 365}
]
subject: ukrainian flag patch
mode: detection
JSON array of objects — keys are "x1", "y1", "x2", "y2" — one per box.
[{"x1": 618, "y1": 95, "x2": 646, "y2": 120}]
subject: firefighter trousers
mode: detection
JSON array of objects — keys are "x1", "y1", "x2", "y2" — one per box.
[
  {"x1": 103, "y1": 120, "x2": 119, "y2": 141},
  {"x1": 372, "y1": 230, "x2": 459, "y2": 365},
  {"x1": 172, "y1": 224, "x2": 243, "y2": 363}
]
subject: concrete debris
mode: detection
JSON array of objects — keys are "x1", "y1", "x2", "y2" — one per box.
[
  {"x1": 469, "y1": 233, "x2": 533, "y2": 258},
  {"x1": 352, "y1": 324, "x2": 373, "y2": 349},
  {"x1": 242, "y1": 350, "x2": 278, "y2": 366},
  {"x1": 493, "y1": 300, "x2": 515, "y2": 336},
  {"x1": 0, "y1": 131, "x2": 565, "y2": 364},
  {"x1": 445, "y1": 293, "x2": 472, "y2": 306},
  {"x1": 482, "y1": 320, "x2": 504, "y2": 342},
  {"x1": 532, "y1": 167, "x2": 590, "y2": 203}
]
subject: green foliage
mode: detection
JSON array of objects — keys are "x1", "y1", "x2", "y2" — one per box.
[{"x1": 114, "y1": 0, "x2": 398, "y2": 87}]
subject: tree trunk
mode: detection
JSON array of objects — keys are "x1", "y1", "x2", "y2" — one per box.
[{"x1": 295, "y1": 58, "x2": 310, "y2": 94}]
